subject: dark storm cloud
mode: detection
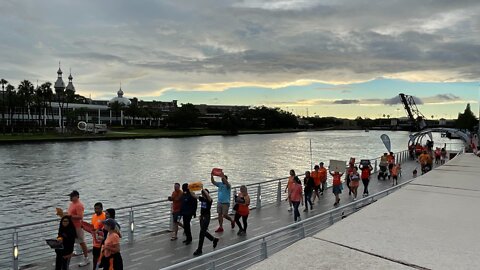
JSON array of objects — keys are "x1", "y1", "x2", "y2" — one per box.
[{"x1": 382, "y1": 96, "x2": 424, "y2": 105}]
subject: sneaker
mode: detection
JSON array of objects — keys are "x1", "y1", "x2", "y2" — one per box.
[
  {"x1": 193, "y1": 250, "x2": 202, "y2": 256},
  {"x1": 287, "y1": 207, "x2": 292, "y2": 212},
  {"x1": 231, "y1": 220, "x2": 235, "y2": 229},
  {"x1": 237, "y1": 230, "x2": 243, "y2": 236},
  {"x1": 78, "y1": 257, "x2": 90, "y2": 267},
  {"x1": 215, "y1": 227, "x2": 224, "y2": 233},
  {"x1": 303, "y1": 208, "x2": 308, "y2": 212},
  {"x1": 213, "y1": 238, "x2": 219, "y2": 248},
  {"x1": 320, "y1": 192, "x2": 323, "y2": 196}
]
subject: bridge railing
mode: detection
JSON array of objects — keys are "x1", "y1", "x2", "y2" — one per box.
[
  {"x1": 160, "y1": 147, "x2": 465, "y2": 270},
  {"x1": 0, "y1": 149, "x2": 413, "y2": 269}
]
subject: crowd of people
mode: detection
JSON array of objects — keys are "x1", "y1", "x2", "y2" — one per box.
[
  {"x1": 51, "y1": 149, "x2": 429, "y2": 268},
  {"x1": 54, "y1": 191, "x2": 122, "y2": 270}
]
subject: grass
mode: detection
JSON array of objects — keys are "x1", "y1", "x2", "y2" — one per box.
[{"x1": 0, "y1": 128, "x2": 305, "y2": 143}]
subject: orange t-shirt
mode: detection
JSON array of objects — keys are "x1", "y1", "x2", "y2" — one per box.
[
  {"x1": 391, "y1": 166, "x2": 398, "y2": 176},
  {"x1": 332, "y1": 174, "x2": 342, "y2": 186},
  {"x1": 91, "y1": 212, "x2": 106, "y2": 248},
  {"x1": 319, "y1": 167, "x2": 327, "y2": 182},
  {"x1": 287, "y1": 176, "x2": 295, "y2": 191},
  {"x1": 104, "y1": 232, "x2": 120, "y2": 258},
  {"x1": 67, "y1": 201, "x2": 84, "y2": 228},
  {"x1": 311, "y1": 170, "x2": 321, "y2": 186},
  {"x1": 289, "y1": 183, "x2": 302, "y2": 202},
  {"x1": 236, "y1": 193, "x2": 250, "y2": 216},
  {"x1": 171, "y1": 190, "x2": 183, "y2": 213}
]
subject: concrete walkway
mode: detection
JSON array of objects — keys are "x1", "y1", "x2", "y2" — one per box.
[
  {"x1": 248, "y1": 153, "x2": 480, "y2": 270},
  {"x1": 25, "y1": 157, "x2": 425, "y2": 270}
]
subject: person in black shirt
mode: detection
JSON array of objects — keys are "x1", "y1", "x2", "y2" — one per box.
[
  {"x1": 193, "y1": 189, "x2": 219, "y2": 256},
  {"x1": 181, "y1": 183, "x2": 197, "y2": 245},
  {"x1": 55, "y1": 215, "x2": 77, "y2": 270},
  {"x1": 303, "y1": 171, "x2": 315, "y2": 212}
]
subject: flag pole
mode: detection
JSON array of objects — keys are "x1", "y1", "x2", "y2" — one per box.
[{"x1": 310, "y1": 139, "x2": 313, "y2": 170}]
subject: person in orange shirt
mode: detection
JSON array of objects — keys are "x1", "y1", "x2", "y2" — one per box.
[
  {"x1": 101, "y1": 218, "x2": 123, "y2": 270},
  {"x1": 391, "y1": 164, "x2": 400, "y2": 186},
  {"x1": 284, "y1": 170, "x2": 296, "y2": 212},
  {"x1": 329, "y1": 170, "x2": 344, "y2": 207},
  {"x1": 91, "y1": 202, "x2": 106, "y2": 270},
  {"x1": 310, "y1": 165, "x2": 322, "y2": 202},
  {"x1": 66, "y1": 190, "x2": 89, "y2": 267},
  {"x1": 319, "y1": 162, "x2": 328, "y2": 196},
  {"x1": 168, "y1": 183, "x2": 184, "y2": 240},
  {"x1": 289, "y1": 176, "x2": 303, "y2": 222}
]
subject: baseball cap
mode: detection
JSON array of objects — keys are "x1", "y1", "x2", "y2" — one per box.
[{"x1": 102, "y1": 218, "x2": 116, "y2": 228}]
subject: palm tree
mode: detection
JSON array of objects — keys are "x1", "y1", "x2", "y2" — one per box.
[
  {"x1": 6, "y1": 84, "x2": 15, "y2": 132},
  {"x1": 17, "y1": 80, "x2": 34, "y2": 133},
  {"x1": 1, "y1": 79, "x2": 8, "y2": 134},
  {"x1": 40, "y1": 82, "x2": 54, "y2": 125}
]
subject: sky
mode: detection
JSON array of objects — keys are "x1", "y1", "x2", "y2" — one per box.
[{"x1": 0, "y1": 0, "x2": 479, "y2": 119}]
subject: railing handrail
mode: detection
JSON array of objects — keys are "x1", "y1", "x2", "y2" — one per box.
[
  {"x1": 0, "y1": 149, "x2": 412, "y2": 232},
  {"x1": 161, "y1": 147, "x2": 465, "y2": 270}
]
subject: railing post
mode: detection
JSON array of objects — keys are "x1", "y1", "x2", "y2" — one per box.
[
  {"x1": 276, "y1": 180, "x2": 282, "y2": 204},
  {"x1": 169, "y1": 207, "x2": 174, "y2": 232},
  {"x1": 374, "y1": 159, "x2": 378, "y2": 173},
  {"x1": 261, "y1": 237, "x2": 268, "y2": 259},
  {"x1": 128, "y1": 208, "x2": 135, "y2": 243},
  {"x1": 208, "y1": 260, "x2": 216, "y2": 270},
  {"x1": 299, "y1": 223, "x2": 305, "y2": 239},
  {"x1": 12, "y1": 230, "x2": 19, "y2": 270},
  {"x1": 256, "y1": 185, "x2": 262, "y2": 209},
  {"x1": 329, "y1": 212, "x2": 334, "y2": 225}
]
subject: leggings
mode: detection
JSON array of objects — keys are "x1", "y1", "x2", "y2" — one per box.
[
  {"x1": 292, "y1": 201, "x2": 301, "y2": 221},
  {"x1": 55, "y1": 253, "x2": 71, "y2": 270},
  {"x1": 234, "y1": 213, "x2": 248, "y2": 232},
  {"x1": 304, "y1": 191, "x2": 313, "y2": 209},
  {"x1": 197, "y1": 215, "x2": 215, "y2": 252},
  {"x1": 362, "y1": 179, "x2": 369, "y2": 194}
]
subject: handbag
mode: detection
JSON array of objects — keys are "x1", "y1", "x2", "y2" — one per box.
[{"x1": 233, "y1": 203, "x2": 239, "y2": 211}]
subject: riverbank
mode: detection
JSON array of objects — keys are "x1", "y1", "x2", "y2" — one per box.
[{"x1": 0, "y1": 128, "x2": 310, "y2": 144}]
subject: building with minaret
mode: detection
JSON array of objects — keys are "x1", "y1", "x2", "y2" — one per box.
[
  {"x1": 54, "y1": 65, "x2": 65, "y2": 94},
  {"x1": 65, "y1": 71, "x2": 75, "y2": 93}
]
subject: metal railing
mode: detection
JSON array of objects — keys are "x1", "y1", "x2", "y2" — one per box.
[
  {"x1": 161, "y1": 147, "x2": 465, "y2": 270},
  {"x1": 0, "y1": 149, "x2": 412, "y2": 269}
]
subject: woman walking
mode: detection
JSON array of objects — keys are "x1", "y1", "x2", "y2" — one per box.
[
  {"x1": 55, "y1": 216, "x2": 76, "y2": 270},
  {"x1": 330, "y1": 170, "x2": 344, "y2": 206},
  {"x1": 234, "y1": 185, "x2": 250, "y2": 236},
  {"x1": 303, "y1": 171, "x2": 314, "y2": 212},
  {"x1": 193, "y1": 189, "x2": 219, "y2": 256},
  {"x1": 349, "y1": 166, "x2": 360, "y2": 200},
  {"x1": 100, "y1": 218, "x2": 123, "y2": 270},
  {"x1": 290, "y1": 176, "x2": 303, "y2": 222},
  {"x1": 284, "y1": 170, "x2": 296, "y2": 211}
]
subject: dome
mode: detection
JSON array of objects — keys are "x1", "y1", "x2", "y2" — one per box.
[
  {"x1": 54, "y1": 77, "x2": 65, "y2": 89},
  {"x1": 108, "y1": 87, "x2": 131, "y2": 106}
]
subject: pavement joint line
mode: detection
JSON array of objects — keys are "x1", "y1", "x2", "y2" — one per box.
[
  {"x1": 131, "y1": 254, "x2": 153, "y2": 262},
  {"x1": 129, "y1": 249, "x2": 149, "y2": 256},
  {"x1": 154, "y1": 254, "x2": 175, "y2": 262},
  {"x1": 312, "y1": 237, "x2": 431, "y2": 270},
  {"x1": 409, "y1": 183, "x2": 480, "y2": 192},
  {"x1": 404, "y1": 187, "x2": 480, "y2": 199}
]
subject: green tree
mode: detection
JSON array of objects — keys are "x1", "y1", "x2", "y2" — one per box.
[
  {"x1": 125, "y1": 98, "x2": 139, "y2": 126},
  {"x1": 167, "y1": 103, "x2": 200, "y2": 128},
  {"x1": 17, "y1": 80, "x2": 34, "y2": 132},
  {"x1": 1, "y1": 79, "x2": 8, "y2": 134},
  {"x1": 6, "y1": 84, "x2": 15, "y2": 132},
  {"x1": 456, "y1": 103, "x2": 477, "y2": 131},
  {"x1": 40, "y1": 82, "x2": 54, "y2": 124}
]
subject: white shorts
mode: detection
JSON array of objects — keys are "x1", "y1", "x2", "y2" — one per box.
[{"x1": 75, "y1": 227, "x2": 85, "y2": 243}]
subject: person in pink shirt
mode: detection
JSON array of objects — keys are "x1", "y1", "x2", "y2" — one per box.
[
  {"x1": 289, "y1": 176, "x2": 304, "y2": 222},
  {"x1": 67, "y1": 190, "x2": 90, "y2": 267}
]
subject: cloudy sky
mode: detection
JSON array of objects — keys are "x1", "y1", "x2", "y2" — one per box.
[{"x1": 1, "y1": 0, "x2": 479, "y2": 118}]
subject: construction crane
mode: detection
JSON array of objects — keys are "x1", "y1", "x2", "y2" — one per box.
[{"x1": 399, "y1": 93, "x2": 427, "y2": 131}]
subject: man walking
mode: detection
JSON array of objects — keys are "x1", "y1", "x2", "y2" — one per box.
[
  {"x1": 180, "y1": 183, "x2": 197, "y2": 245},
  {"x1": 211, "y1": 172, "x2": 235, "y2": 232},
  {"x1": 193, "y1": 189, "x2": 219, "y2": 256},
  {"x1": 67, "y1": 190, "x2": 90, "y2": 267}
]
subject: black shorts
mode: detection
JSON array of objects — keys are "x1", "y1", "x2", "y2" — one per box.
[
  {"x1": 392, "y1": 176, "x2": 398, "y2": 180},
  {"x1": 172, "y1": 212, "x2": 182, "y2": 223}
]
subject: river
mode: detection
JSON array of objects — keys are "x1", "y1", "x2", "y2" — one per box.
[{"x1": 0, "y1": 130, "x2": 459, "y2": 227}]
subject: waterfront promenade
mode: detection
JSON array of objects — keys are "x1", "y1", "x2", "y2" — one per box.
[
  {"x1": 22, "y1": 155, "x2": 425, "y2": 270},
  {"x1": 248, "y1": 153, "x2": 480, "y2": 270}
]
